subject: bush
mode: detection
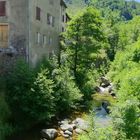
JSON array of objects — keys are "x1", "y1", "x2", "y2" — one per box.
[
  {"x1": 0, "y1": 95, "x2": 12, "y2": 140},
  {"x1": 5, "y1": 60, "x2": 35, "y2": 128},
  {"x1": 53, "y1": 66, "x2": 82, "y2": 115},
  {"x1": 107, "y1": 40, "x2": 140, "y2": 140},
  {"x1": 29, "y1": 68, "x2": 56, "y2": 121},
  {"x1": 5, "y1": 58, "x2": 83, "y2": 130},
  {"x1": 5, "y1": 60, "x2": 56, "y2": 129},
  {"x1": 80, "y1": 69, "x2": 100, "y2": 100}
]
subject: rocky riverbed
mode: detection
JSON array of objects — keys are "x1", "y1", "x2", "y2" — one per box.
[
  {"x1": 41, "y1": 117, "x2": 89, "y2": 140},
  {"x1": 8, "y1": 77, "x2": 115, "y2": 140}
]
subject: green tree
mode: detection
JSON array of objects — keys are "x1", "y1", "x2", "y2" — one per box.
[
  {"x1": 53, "y1": 65, "x2": 82, "y2": 115},
  {"x1": 63, "y1": 7, "x2": 105, "y2": 81},
  {"x1": 5, "y1": 60, "x2": 56, "y2": 128}
]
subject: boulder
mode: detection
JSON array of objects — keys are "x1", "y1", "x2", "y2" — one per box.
[
  {"x1": 98, "y1": 86, "x2": 113, "y2": 94},
  {"x1": 71, "y1": 123, "x2": 76, "y2": 129},
  {"x1": 60, "y1": 130, "x2": 64, "y2": 134},
  {"x1": 73, "y1": 118, "x2": 89, "y2": 131},
  {"x1": 110, "y1": 92, "x2": 116, "y2": 97},
  {"x1": 62, "y1": 133, "x2": 70, "y2": 138},
  {"x1": 75, "y1": 128, "x2": 83, "y2": 134},
  {"x1": 41, "y1": 129, "x2": 58, "y2": 140},
  {"x1": 100, "y1": 77, "x2": 110, "y2": 87},
  {"x1": 59, "y1": 119, "x2": 70, "y2": 125},
  {"x1": 102, "y1": 101, "x2": 110, "y2": 114},
  {"x1": 60, "y1": 124, "x2": 73, "y2": 132},
  {"x1": 108, "y1": 85, "x2": 113, "y2": 93},
  {"x1": 64, "y1": 130, "x2": 73, "y2": 136}
]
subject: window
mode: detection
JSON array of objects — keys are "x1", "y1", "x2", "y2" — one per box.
[
  {"x1": 0, "y1": 25, "x2": 8, "y2": 48},
  {"x1": 48, "y1": 36, "x2": 52, "y2": 45},
  {"x1": 0, "y1": 1, "x2": 6, "y2": 16},
  {"x1": 52, "y1": 17, "x2": 55, "y2": 27},
  {"x1": 37, "y1": 32, "x2": 41, "y2": 44},
  {"x1": 36, "y1": 7, "x2": 41, "y2": 20},
  {"x1": 47, "y1": 13, "x2": 55, "y2": 27},
  {"x1": 43, "y1": 35, "x2": 47, "y2": 45},
  {"x1": 62, "y1": 15, "x2": 65, "y2": 22},
  {"x1": 47, "y1": 13, "x2": 51, "y2": 25}
]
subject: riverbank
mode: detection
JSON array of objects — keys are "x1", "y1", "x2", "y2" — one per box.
[{"x1": 7, "y1": 77, "x2": 116, "y2": 140}]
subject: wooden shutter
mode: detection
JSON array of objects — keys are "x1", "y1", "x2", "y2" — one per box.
[
  {"x1": 36, "y1": 7, "x2": 41, "y2": 20},
  {"x1": 0, "y1": 25, "x2": 8, "y2": 48},
  {"x1": 0, "y1": 1, "x2": 6, "y2": 16}
]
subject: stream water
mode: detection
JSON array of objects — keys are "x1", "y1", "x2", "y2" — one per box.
[{"x1": 95, "y1": 107, "x2": 111, "y2": 127}]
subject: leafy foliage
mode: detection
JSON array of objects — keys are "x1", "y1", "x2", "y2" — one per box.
[
  {"x1": 62, "y1": 7, "x2": 106, "y2": 99},
  {"x1": 53, "y1": 66, "x2": 82, "y2": 114},
  {"x1": 107, "y1": 40, "x2": 140, "y2": 139}
]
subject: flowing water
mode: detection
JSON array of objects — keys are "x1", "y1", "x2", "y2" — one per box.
[{"x1": 95, "y1": 106, "x2": 111, "y2": 127}]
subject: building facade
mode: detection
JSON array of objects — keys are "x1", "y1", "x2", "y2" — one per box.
[{"x1": 0, "y1": 0, "x2": 68, "y2": 66}]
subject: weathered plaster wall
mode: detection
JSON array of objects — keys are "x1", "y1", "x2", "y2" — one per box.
[
  {"x1": 0, "y1": 0, "x2": 29, "y2": 74},
  {"x1": 0, "y1": 0, "x2": 67, "y2": 68},
  {"x1": 28, "y1": 0, "x2": 62, "y2": 65}
]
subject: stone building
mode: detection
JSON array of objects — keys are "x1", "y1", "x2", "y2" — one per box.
[{"x1": 0, "y1": 0, "x2": 68, "y2": 67}]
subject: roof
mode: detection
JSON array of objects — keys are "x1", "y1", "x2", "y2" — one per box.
[{"x1": 60, "y1": 0, "x2": 67, "y2": 8}]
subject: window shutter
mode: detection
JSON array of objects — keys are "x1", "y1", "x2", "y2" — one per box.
[
  {"x1": 0, "y1": 1, "x2": 6, "y2": 16},
  {"x1": 36, "y1": 7, "x2": 41, "y2": 20},
  {"x1": 0, "y1": 25, "x2": 8, "y2": 48}
]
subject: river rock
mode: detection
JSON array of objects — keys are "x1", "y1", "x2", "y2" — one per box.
[
  {"x1": 73, "y1": 118, "x2": 89, "y2": 131},
  {"x1": 100, "y1": 77, "x2": 110, "y2": 87},
  {"x1": 60, "y1": 130, "x2": 64, "y2": 135},
  {"x1": 59, "y1": 119, "x2": 70, "y2": 125},
  {"x1": 75, "y1": 128, "x2": 83, "y2": 134},
  {"x1": 62, "y1": 133, "x2": 70, "y2": 138},
  {"x1": 110, "y1": 92, "x2": 116, "y2": 97},
  {"x1": 102, "y1": 101, "x2": 110, "y2": 114},
  {"x1": 60, "y1": 124, "x2": 73, "y2": 132},
  {"x1": 64, "y1": 130, "x2": 73, "y2": 136},
  {"x1": 71, "y1": 123, "x2": 76, "y2": 129},
  {"x1": 41, "y1": 129, "x2": 58, "y2": 140},
  {"x1": 108, "y1": 85, "x2": 113, "y2": 93}
]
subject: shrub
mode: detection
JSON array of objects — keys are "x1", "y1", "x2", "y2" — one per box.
[
  {"x1": 53, "y1": 66, "x2": 82, "y2": 115},
  {"x1": 29, "y1": 68, "x2": 56, "y2": 121},
  {"x1": 5, "y1": 60, "x2": 56, "y2": 128},
  {"x1": 0, "y1": 95, "x2": 12, "y2": 140},
  {"x1": 108, "y1": 40, "x2": 140, "y2": 140}
]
